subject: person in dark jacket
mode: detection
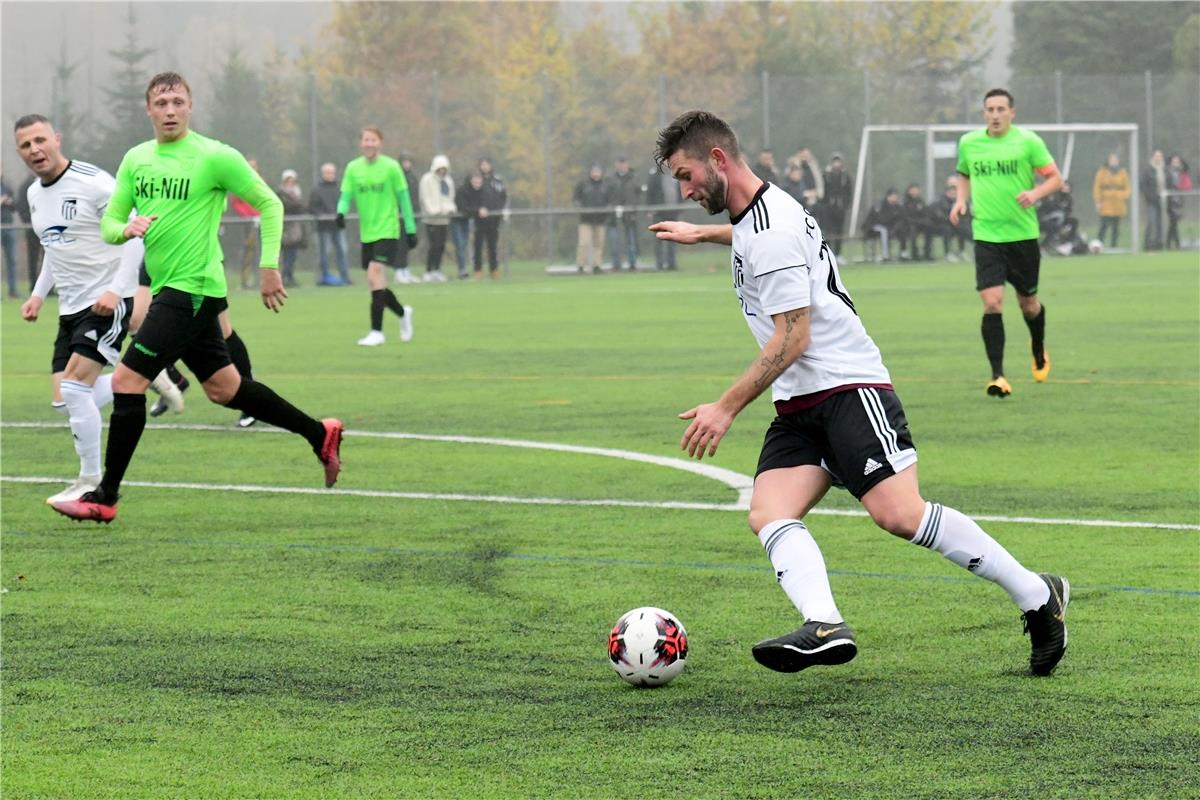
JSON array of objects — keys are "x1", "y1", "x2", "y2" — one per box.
[
  {"x1": 396, "y1": 153, "x2": 420, "y2": 278},
  {"x1": 16, "y1": 174, "x2": 43, "y2": 293},
  {"x1": 901, "y1": 184, "x2": 934, "y2": 261},
  {"x1": 475, "y1": 158, "x2": 507, "y2": 277},
  {"x1": 574, "y1": 164, "x2": 611, "y2": 273},
  {"x1": 862, "y1": 188, "x2": 904, "y2": 261},
  {"x1": 644, "y1": 164, "x2": 677, "y2": 270},
  {"x1": 822, "y1": 154, "x2": 853, "y2": 255},
  {"x1": 310, "y1": 162, "x2": 350, "y2": 285},
  {"x1": 607, "y1": 157, "x2": 642, "y2": 270},
  {"x1": 1140, "y1": 149, "x2": 1166, "y2": 251},
  {"x1": 932, "y1": 177, "x2": 971, "y2": 260}
]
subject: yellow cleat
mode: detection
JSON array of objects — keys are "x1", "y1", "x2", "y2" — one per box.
[
  {"x1": 986, "y1": 376, "x2": 1013, "y2": 398},
  {"x1": 1032, "y1": 350, "x2": 1051, "y2": 383}
]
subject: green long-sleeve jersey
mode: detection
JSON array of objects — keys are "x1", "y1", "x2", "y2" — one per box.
[
  {"x1": 336, "y1": 155, "x2": 416, "y2": 243},
  {"x1": 101, "y1": 130, "x2": 282, "y2": 297}
]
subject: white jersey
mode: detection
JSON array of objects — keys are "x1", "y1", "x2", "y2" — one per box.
[
  {"x1": 27, "y1": 160, "x2": 140, "y2": 316},
  {"x1": 731, "y1": 183, "x2": 890, "y2": 403}
]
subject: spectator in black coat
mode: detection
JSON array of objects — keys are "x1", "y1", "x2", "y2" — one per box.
[
  {"x1": 822, "y1": 153, "x2": 853, "y2": 255},
  {"x1": 574, "y1": 164, "x2": 611, "y2": 273},
  {"x1": 475, "y1": 158, "x2": 507, "y2": 277},
  {"x1": 932, "y1": 178, "x2": 971, "y2": 260},
  {"x1": 862, "y1": 188, "x2": 904, "y2": 261},
  {"x1": 901, "y1": 184, "x2": 934, "y2": 261},
  {"x1": 644, "y1": 165, "x2": 677, "y2": 270},
  {"x1": 607, "y1": 157, "x2": 642, "y2": 270},
  {"x1": 310, "y1": 162, "x2": 351, "y2": 285}
]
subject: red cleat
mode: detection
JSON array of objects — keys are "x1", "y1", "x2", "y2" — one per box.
[
  {"x1": 50, "y1": 491, "x2": 118, "y2": 524},
  {"x1": 318, "y1": 418, "x2": 344, "y2": 487}
]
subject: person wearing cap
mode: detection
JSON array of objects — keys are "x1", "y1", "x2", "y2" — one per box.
[{"x1": 276, "y1": 168, "x2": 306, "y2": 288}]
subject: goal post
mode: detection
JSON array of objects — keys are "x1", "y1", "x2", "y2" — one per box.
[{"x1": 849, "y1": 123, "x2": 1141, "y2": 253}]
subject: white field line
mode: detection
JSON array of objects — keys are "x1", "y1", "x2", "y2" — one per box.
[{"x1": 3, "y1": 421, "x2": 1197, "y2": 531}]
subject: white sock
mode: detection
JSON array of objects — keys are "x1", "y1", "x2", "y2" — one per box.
[
  {"x1": 758, "y1": 519, "x2": 844, "y2": 623},
  {"x1": 913, "y1": 502, "x2": 1050, "y2": 611},
  {"x1": 92, "y1": 373, "x2": 114, "y2": 409},
  {"x1": 60, "y1": 379, "x2": 103, "y2": 477}
]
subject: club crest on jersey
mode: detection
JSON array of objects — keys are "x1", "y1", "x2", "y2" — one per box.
[
  {"x1": 61, "y1": 198, "x2": 78, "y2": 220},
  {"x1": 733, "y1": 254, "x2": 745, "y2": 288}
]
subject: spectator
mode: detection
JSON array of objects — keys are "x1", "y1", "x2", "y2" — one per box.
[
  {"x1": 862, "y1": 188, "x2": 903, "y2": 262},
  {"x1": 475, "y1": 158, "x2": 507, "y2": 278},
  {"x1": 395, "y1": 153, "x2": 419, "y2": 282},
  {"x1": 901, "y1": 183, "x2": 934, "y2": 261},
  {"x1": 822, "y1": 153, "x2": 853, "y2": 255},
  {"x1": 574, "y1": 164, "x2": 611, "y2": 273},
  {"x1": 607, "y1": 156, "x2": 641, "y2": 270},
  {"x1": 449, "y1": 171, "x2": 471, "y2": 280},
  {"x1": 781, "y1": 162, "x2": 808, "y2": 205},
  {"x1": 1092, "y1": 153, "x2": 1131, "y2": 248},
  {"x1": 276, "y1": 169, "x2": 306, "y2": 288},
  {"x1": 418, "y1": 154, "x2": 456, "y2": 282},
  {"x1": 932, "y1": 177, "x2": 971, "y2": 260},
  {"x1": 17, "y1": 173, "x2": 42, "y2": 293},
  {"x1": 790, "y1": 147, "x2": 824, "y2": 208},
  {"x1": 1038, "y1": 181, "x2": 1085, "y2": 255},
  {"x1": 309, "y1": 162, "x2": 350, "y2": 286},
  {"x1": 229, "y1": 157, "x2": 263, "y2": 289},
  {"x1": 644, "y1": 163, "x2": 677, "y2": 271},
  {"x1": 751, "y1": 148, "x2": 778, "y2": 185},
  {"x1": 456, "y1": 172, "x2": 485, "y2": 279},
  {"x1": 1141, "y1": 149, "x2": 1166, "y2": 250},
  {"x1": 1165, "y1": 154, "x2": 1192, "y2": 250},
  {"x1": 0, "y1": 172, "x2": 17, "y2": 298}
]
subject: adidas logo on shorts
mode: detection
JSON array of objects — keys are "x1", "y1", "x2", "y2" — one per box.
[
  {"x1": 863, "y1": 458, "x2": 883, "y2": 476},
  {"x1": 84, "y1": 329, "x2": 98, "y2": 341}
]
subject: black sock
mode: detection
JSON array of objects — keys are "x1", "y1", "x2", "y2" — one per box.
[
  {"x1": 981, "y1": 312, "x2": 1005, "y2": 379},
  {"x1": 99, "y1": 393, "x2": 147, "y2": 499},
  {"x1": 370, "y1": 290, "x2": 385, "y2": 331},
  {"x1": 383, "y1": 288, "x2": 405, "y2": 316},
  {"x1": 225, "y1": 330, "x2": 254, "y2": 380},
  {"x1": 1024, "y1": 304, "x2": 1046, "y2": 368},
  {"x1": 224, "y1": 378, "x2": 325, "y2": 451},
  {"x1": 165, "y1": 363, "x2": 186, "y2": 387}
]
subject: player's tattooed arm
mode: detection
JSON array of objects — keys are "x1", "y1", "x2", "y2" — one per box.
[{"x1": 752, "y1": 307, "x2": 810, "y2": 391}]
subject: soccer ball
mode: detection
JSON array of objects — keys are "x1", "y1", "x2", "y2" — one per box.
[
  {"x1": 608, "y1": 606, "x2": 688, "y2": 687},
  {"x1": 1088, "y1": 238, "x2": 1103, "y2": 254}
]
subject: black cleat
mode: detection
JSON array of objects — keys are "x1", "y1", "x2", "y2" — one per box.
[
  {"x1": 1023, "y1": 574, "x2": 1070, "y2": 676},
  {"x1": 751, "y1": 620, "x2": 858, "y2": 673}
]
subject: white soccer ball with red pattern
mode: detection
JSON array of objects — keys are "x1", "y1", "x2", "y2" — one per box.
[{"x1": 608, "y1": 606, "x2": 688, "y2": 687}]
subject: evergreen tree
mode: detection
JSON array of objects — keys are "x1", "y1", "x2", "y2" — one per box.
[{"x1": 91, "y1": 3, "x2": 154, "y2": 172}]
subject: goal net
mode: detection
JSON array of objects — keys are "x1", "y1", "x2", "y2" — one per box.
[{"x1": 849, "y1": 123, "x2": 1143, "y2": 253}]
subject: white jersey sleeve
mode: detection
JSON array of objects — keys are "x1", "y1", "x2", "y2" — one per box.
[{"x1": 745, "y1": 226, "x2": 810, "y2": 316}]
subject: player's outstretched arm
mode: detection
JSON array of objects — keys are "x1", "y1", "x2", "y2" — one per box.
[{"x1": 649, "y1": 220, "x2": 733, "y2": 246}]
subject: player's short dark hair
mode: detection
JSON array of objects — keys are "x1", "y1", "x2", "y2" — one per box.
[
  {"x1": 984, "y1": 88, "x2": 1014, "y2": 108},
  {"x1": 145, "y1": 72, "x2": 191, "y2": 103},
  {"x1": 361, "y1": 126, "x2": 384, "y2": 141},
  {"x1": 13, "y1": 114, "x2": 51, "y2": 132},
  {"x1": 654, "y1": 110, "x2": 741, "y2": 171}
]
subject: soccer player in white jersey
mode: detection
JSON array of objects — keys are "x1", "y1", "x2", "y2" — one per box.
[
  {"x1": 650, "y1": 111, "x2": 1069, "y2": 676},
  {"x1": 14, "y1": 114, "x2": 151, "y2": 503}
]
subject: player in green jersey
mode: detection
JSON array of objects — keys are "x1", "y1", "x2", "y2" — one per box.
[
  {"x1": 336, "y1": 127, "x2": 418, "y2": 347},
  {"x1": 50, "y1": 72, "x2": 343, "y2": 524},
  {"x1": 951, "y1": 88, "x2": 1062, "y2": 398}
]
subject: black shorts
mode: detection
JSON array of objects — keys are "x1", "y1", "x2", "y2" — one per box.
[
  {"x1": 138, "y1": 261, "x2": 151, "y2": 288},
  {"x1": 51, "y1": 298, "x2": 135, "y2": 373},
  {"x1": 756, "y1": 387, "x2": 918, "y2": 500},
  {"x1": 120, "y1": 287, "x2": 230, "y2": 383},
  {"x1": 361, "y1": 239, "x2": 399, "y2": 269},
  {"x1": 974, "y1": 239, "x2": 1041, "y2": 295}
]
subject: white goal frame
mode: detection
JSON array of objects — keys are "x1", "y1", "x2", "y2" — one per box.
[{"x1": 849, "y1": 123, "x2": 1141, "y2": 253}]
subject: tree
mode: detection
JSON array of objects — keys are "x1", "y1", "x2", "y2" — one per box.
[
  {"x1": 90, "y1": 3, "x2": 155, "y2": 172},
  {"x1": 208, "y1": 47, "x2": 270, "y2": 166},
  {"x1": 1011, "y1": 2, "x2": 1197, "y2": 75},
  {"x1": 50, "y1": 38, "x2": 89, "y2": 157}
]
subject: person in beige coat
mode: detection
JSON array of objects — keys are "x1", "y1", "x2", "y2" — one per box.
[
  {"x1": 418, "y1": 154, "x2": 457, "y2": 282},
  {"x1": 1092, "y1": 153, "x2": 1131, "y2": 248}
]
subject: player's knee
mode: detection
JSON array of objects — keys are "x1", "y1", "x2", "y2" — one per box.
[
  {"x1": 205, "y1": 383, "x2": 236, "y2": 405},
  {"x1": 747, "y1": 508, "x2": 777, "y2": 535},
  {"x1": 869, "y1": 507, "x2": 919, "y2": 539}
]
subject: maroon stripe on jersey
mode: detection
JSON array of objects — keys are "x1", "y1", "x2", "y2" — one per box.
[{"x1": 774, "y1": 383, "x2": 894, "y2": 415}]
